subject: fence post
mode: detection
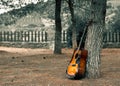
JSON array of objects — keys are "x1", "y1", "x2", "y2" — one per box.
[
  {"x1": 0, "y1": 31, "x2": 2, "y2": 41},
  {"x1": 6, "y1": 31, "x2": 9, "y2": 41},
  {"x1": 38, "y1": 31, "x2": 40, "y2": 42},
  {"x1": 31, "y1": 31, "x2": 33, "y2": 42},
  {"x1": 119, "y1": 32, "x2": 120, "y2": 43},
  {"x1": 116, "y1": 31, "x2": 120, "y2": 43},
  {"x1": 16, "y1": 31, "x2": 18, "y2": 42},
  {"x1": 3, "y1": 31, "x2": 6, "y2": 41},
  {"x1": 10, "y1": 31, "x2": 12, "y2": 42},
  {"x1": 110, "y1": 32, "x2": 112, "y2": 42},
  {"x1": 114, "y1": 32, "x2": 117, "y2": 42},
  {"x1": 45, "y1": 31, "x2": 47, "y2": 42},
  {"x1": 28, "y1": 31, "x2": 30, "y2": 42},
  {"x1": 35, "y1": 31, "x2": 37, "y2": 42},
  {"x1": 41, "y1": 31, "x2": 43, "y2": 42},
  {"x1": 23, "y1": 31, "x2": 26, "y2": 42},
  {"x1": 17, "y1": 31, "x2": 20, "y2": 42}
]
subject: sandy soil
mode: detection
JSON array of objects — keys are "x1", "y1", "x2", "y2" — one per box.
[{"x1": 0, "y1": 47, "x2": 120, "y2": 86}]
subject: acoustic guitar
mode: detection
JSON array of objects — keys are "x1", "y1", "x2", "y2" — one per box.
[
  {"x1": 66, "y1": 48, "x2": 88, "y2": 79},
  {"x1": 66, "y1": 21, "x2": 90, "y2": 79}
]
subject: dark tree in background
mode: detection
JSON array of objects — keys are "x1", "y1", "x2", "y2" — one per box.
[
  {"x1": 54, "y1": 0, "x2": 62, "y2": 54},
  {"x1": 68, "y1": 0, "x2": 77, "y2": 48}
]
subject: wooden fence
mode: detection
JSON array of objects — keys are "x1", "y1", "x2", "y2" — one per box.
[
  {"x1": 0, "y1": 30, "x2": 120, "y2": 45},
  {"x1": 0, "y1": 30, "x2": 67, "y2": 43},
  {"x1": 103, "y1": 31, "x2": 120, "y2": 43},
  {"x1": 0, "y1": 31, "x2": 47, "y2": 43}
]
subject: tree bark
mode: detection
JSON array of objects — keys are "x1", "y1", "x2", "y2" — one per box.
[
  {"x1": 85, "y1": 0, "x2": 107, "y2": 78},
  {"x1": 68, "y1": 0, "x2": 77, "y2": 48},
  {"x1": 54, "y1": 0, "x2": 62, "y2": 54}
]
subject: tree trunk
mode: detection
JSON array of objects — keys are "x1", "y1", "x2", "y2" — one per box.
[
  {"x1": 85, "y1": 0, "x2": 107, "y2": 78},
  {"x1": 68, "y1": 0, "x2": 77, "y2": 48},
  {"x1": 54, "y1": 0, "x2": 62, "y2": 54}
]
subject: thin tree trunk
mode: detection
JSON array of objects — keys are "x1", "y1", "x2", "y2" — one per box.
[
  {"x1": 85, "y1": 0, "x2": 107, "y2": 78},
  {"x1": 68, "y1": 0, "x2": 77, "y2": 48},
  {"x1": 54, "y1": 0, "x2": 62, "y2": 54}
]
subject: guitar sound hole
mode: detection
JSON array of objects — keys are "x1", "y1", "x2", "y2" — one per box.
[{"x1": 72, "y1": 64, "x2": 76, "y2": 66}]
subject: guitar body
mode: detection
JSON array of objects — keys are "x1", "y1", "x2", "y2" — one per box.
[{"x1": 66, "y1": 49, "x2": 88, "y2": 79}]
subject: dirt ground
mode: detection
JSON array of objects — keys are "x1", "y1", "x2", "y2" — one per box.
[{"x1": 0, "y1": 47, "x2": 120, "y2": 86}]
